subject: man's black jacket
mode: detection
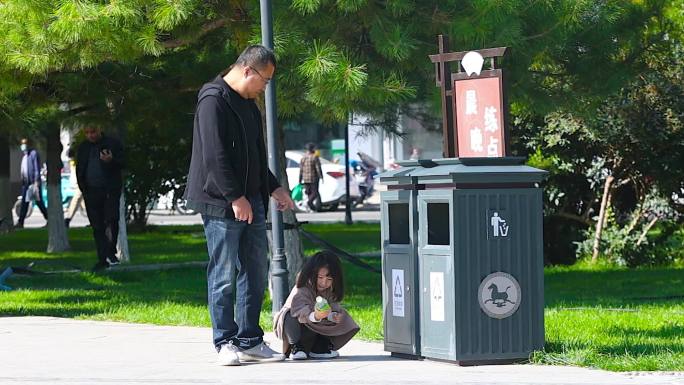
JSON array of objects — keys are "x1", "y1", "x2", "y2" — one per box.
[
  {"x1": 183, "y1": 76, "x2": 279, "y2": 219},
  {"x1": 75, "y1": 134, "x2": 125, "y2": 193}
]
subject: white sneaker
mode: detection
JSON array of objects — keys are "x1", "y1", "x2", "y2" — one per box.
[
  {"x1": 217, "y1": 342, "x2": 241, "y2": 366},
  {"x1": 291, "y1": 350, "x2": 308, "y2": 360},
  {"x1": 237, "y1": 342, "x2": 285, "y2": 363}
]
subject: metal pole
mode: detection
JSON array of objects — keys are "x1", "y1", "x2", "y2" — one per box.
[
  {"x1": 260, "y1": 0, "x2": 289, "y2": 314},
  {"x1": 344, "y1": 119, "x2": 353, "y2": 225}
]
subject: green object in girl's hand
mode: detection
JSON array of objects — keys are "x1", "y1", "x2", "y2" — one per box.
[
  {"x1": 291, "y1": 184, "x2": 303, "y2": 201},
  {"x1": 315, "y1": 296, "x2": 331, "y2": 312}
]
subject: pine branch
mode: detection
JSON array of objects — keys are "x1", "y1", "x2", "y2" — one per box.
[
  {"x1": 522, "y1": 19, "x2": 564, "y2": 41},
  {"x1": 160, "y1": 17, "x2": 234, "y2": 49}
]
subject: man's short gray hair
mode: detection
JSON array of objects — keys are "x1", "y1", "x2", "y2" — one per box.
[{"x1": 234, "y1": 45, "x2": 276, "y2": 70}]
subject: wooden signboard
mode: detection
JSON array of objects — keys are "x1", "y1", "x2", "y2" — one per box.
[{"x1": 429, "y1": 36, "x2": 509, "y2": 158}]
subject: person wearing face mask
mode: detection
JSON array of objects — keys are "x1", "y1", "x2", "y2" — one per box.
[{"x1": 15, "y1": 138, "x2": 48, "y2": 228}]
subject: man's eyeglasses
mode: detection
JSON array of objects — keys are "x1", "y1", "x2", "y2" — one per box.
[{"x1": 249, "y1": 66, "x2": 271, "y2": 84}]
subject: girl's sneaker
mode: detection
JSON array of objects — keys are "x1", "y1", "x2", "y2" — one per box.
[
  {"x1": 290, "y1": 343, "x2": 307, "y2": 360},
  {"x1": 308, "y1": 349, "x2": 339, "y2": 359},
  {"x1": 309, "y1": 339, "x2": 339, "y2": 359}
]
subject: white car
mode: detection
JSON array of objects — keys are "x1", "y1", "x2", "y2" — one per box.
[{"x1": 285, "y1": 150, "x2": 359, "y2": 211}]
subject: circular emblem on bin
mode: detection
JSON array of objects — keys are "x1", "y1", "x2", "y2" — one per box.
[{"x1": 478, "y1": 272, "x2": 521, "y2": 319}]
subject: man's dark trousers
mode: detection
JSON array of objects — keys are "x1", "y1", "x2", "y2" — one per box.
[
  {"x1": 303, "y1": 182, "x2": 321, "y2": 211},
  {"x1": 84, "y1": 187, "x2": 121, "y2": 264}
]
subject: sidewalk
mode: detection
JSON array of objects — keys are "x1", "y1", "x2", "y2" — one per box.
[{"x1": 1, "y1": 317, "x2": 681, "y2": 385}]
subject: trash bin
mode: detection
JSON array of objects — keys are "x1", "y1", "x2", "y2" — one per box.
[
  {"x1": 379, "y1": 157, "x2": 547, "y2": 365},
  {"x1": 416, "y1": 157, "x2": 546, "y2": 364},
  {"x1": 379, "y1": 165, "x2": 421, "y2": 358}
]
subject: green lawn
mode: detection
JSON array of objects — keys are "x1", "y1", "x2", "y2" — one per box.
[{"x1": 1, "y1": 223, "x2": 682, "y2": 371}]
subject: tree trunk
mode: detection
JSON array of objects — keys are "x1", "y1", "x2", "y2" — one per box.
[
  {"x1": 46, "y1": 122, "x2": 70, "y2": 252},
  {"x1": 116, "y1": 191, "x2": 130, "y2": 262},
  {"x1": 0, "y1": 132, "x2": 13, "y2": 233},
  {"x1": 111, "y1": 97, "x2": 130, "y2": 262},
  {"x1": 283, "y1": 209, "x2": 304, "y2": 286},
  {"x1": 591, "y1": 175, "x2": 614, "y2": 263},
  {"x1": 278, "y1": 123, "x2": 304, "y2": 286},
  {"x1": 265, "y1": 119, "x2": 304, "y2": 291},
  {"x1": 636, "y1": 217, "x2": 658, "y2": 246}
]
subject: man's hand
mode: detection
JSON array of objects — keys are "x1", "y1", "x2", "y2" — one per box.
[
  {"x1": 231, "y1": 196, "x2": 253, "y2": 224},
  {"x1": 100, "y1": 149, "x2": 113, "y2": 163},
  {"x1": 271, "y1": 187, "x2": 294, "y2": 211}
]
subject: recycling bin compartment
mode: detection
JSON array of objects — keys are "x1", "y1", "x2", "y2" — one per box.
[{"x1": 380, "y1": 171, "x2": 421, "y2": 358}]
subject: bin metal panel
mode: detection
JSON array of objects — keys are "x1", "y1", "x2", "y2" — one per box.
[
  {"x1": 452, "y1": 188, "x2": 544, "y2": 362},
  {"x1": 419, "y1": 253, "x2": 456, "y2": 360},
  {"x1": 383, "y1": 253, "x2": 417, "y2": 351},
  {"x1": 381, "y1": 190, "x2": 420, "y2": 356},
  {"x1": 417, "y1": 190, "x2": 457, "y2": 360}
]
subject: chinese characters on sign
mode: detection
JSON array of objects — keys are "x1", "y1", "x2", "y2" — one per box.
[{"x1": 454, "y1": 76, "x2": 504, "y2": 157}]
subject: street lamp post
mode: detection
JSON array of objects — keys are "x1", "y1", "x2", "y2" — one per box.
[{"x1": 260, "y1": 0, "x2": 289, "y2": 314}]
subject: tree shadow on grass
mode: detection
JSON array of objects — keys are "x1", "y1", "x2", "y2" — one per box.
[
  {"x1": 609, "y1": 324, "x2": 684, "y2": 340},
  {"x1": 543, "y1": 324, "x2": 684, "y2": 358},
  {"x1": 545, "y1": 267, "x2": 684, "y2": 308},
  {"x1": 1, "y1": 291, "x2": 111, "y2": 318},
  {"x1": 1, "y1": 267, "x2": 209, "y2": 319}
]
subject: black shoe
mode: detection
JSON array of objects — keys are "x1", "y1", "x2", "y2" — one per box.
[
  {"x1": 289, "y1": 343, "x2": 307, "y2": 360},
  {"x1": 308, "y1": 347, "x2": 338, "y2": 359},
  {"x1": 91, "y1": 261, "x2": 110, "y2": 272},
  {"x1": 106, "y1": 255, "x2": 120, "y2": 265}
]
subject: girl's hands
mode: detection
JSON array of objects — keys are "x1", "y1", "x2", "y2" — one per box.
[
  {"x1": 314, "y1": 309, "x2": 330, "y2": 321},
  {"x1": 330, "y1": 312, "x2": 342, "y2": 323}
]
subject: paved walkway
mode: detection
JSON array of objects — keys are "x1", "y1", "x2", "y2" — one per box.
[{"x1": 0, "y1": 317, "x2": 681, "y2": 385}]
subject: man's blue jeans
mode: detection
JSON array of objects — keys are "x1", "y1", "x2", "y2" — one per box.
[{"x1": 203, "y1": 195, "x2": 269, "y2": 351}]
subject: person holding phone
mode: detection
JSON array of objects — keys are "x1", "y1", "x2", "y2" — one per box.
[{"x1": 75, "y1": 124, "x2": 125, "y2": 271}]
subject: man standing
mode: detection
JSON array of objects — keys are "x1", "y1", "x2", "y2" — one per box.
[
  {"x1": 75, "y1": 125, "x2": 124, "y2": 271},
  {"x1": 298, "y1": 142, "x2": 323, "y2": 212},
  {"x1": 183, "y1": 45, "x2": 294, "y2": 366},
  {"x1": 16, "y1": 138, "x2": 48, "y2": 228}
]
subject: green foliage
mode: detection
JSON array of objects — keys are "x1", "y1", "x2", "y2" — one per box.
[
  {"x1": 151, "y1": 0, "x2": 197, "y2": 31},
  {"x1": 1, "y1": 0, "x2": 682, "y2": 239},
  {"x1": 523, "y1": 29, "x2": 683, "y2": 266},
  {"x1": 575, "y1": 192, "x2": 683, "y2": 267},
  {"x1": 291, "y1": 0, "x2": 323, "y2": 15}
]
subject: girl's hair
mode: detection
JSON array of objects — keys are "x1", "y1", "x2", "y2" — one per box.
[{"x1": 295, "y1": 250, "x2": 344, "y2": 302}]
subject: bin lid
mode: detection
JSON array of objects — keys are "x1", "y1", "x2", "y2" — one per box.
[
  {"x1": 378, "y1": 157, "x2": 547, "y2": 186},
  {"x1": 376, "y1": 166, "x2": 419, "y2": 185}
]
